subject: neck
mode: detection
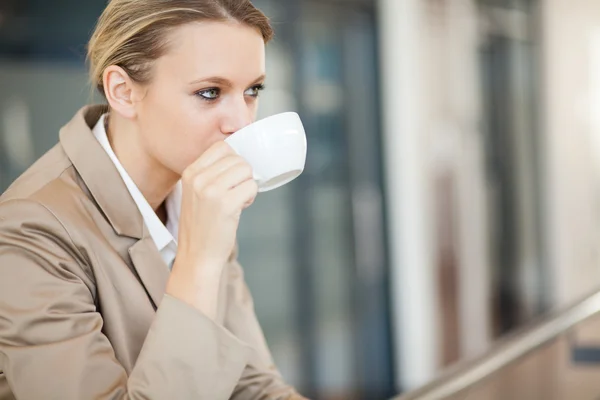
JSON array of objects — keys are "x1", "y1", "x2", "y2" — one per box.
[{"x1": 106, "y1": 113, "x2": 179, "y2": 212}]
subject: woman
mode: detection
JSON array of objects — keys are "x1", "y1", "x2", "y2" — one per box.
[{"x1": 0, "y1": 1, "x2": 307, "y2": 399}]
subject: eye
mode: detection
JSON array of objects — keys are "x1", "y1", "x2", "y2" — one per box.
[
  {"x1": 196, "y1": 88, "x2": 220, "y2": 101},
  {"x1": 244, "y1": 84, "x2": 265, "y2": 97}
]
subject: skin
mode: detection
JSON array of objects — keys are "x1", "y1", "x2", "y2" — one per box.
[{"x1": 102, "y1": 21, "x2": 266, "y2": 319}]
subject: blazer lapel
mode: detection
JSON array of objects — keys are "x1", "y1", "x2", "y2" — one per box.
[
  {"x1": 129, "y1": 233, "x2": 170, "y2": 309},
  {"x1": 60, "y1": 105, "x2": 170, "y2": 309}
]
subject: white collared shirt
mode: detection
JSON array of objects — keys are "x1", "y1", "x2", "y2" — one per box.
[{"x1": 92, "y1": 114, "x2": 180, "y2": 268}]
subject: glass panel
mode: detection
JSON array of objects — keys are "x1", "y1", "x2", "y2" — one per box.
[
  {"x1": 0, "y1": 2, "x2": 393, "y2": 399},
  {"x1": 240, "y1": 1, "x2": 394, "y2": 399},
  {"x1": 478, "y1": 0, "x2": 546, "y2": 335},
  {"x1": 0, "y1": 0, "x2": 105, "y2": 190}
]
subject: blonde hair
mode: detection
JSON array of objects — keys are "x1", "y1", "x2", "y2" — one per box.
[{"x1": 87, "y1": 0, "x2": 274, "y2": 95}]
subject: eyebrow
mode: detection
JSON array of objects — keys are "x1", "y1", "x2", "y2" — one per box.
[{"x1": 189, "y1": 74, "x2": 266, "y2": 88}]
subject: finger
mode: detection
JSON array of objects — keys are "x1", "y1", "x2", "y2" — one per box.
[
  {"x1": 186, "y1": 141, "x2": 236, "y2": 175},
  {"x1": 224, "y1": 179, "x2": 259, "y2": 214},
  {"x1": 189, "y1": 155, "x2": 247, "y2": 191},
  {"x1": 208, "y1": 161, "x2": 255, "y2": 192},
  {"x1": 242, "y1": 196, "x2": 257, "y2": 210}
]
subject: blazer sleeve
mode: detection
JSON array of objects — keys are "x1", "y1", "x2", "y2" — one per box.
[
  {"x1": 224, "y1": 253, "x2": 310, "y2": 400},
  {"x1": 0, "y1": 199, "x2": 251, "y2": 400}
]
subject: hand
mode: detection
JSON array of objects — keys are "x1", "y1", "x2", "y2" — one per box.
[{"x1": 166, "y1": 141, "x2": 258, "y2": 319}]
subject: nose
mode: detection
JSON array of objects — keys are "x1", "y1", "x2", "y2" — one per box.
[{"x1": 220, "y1": 97, "x2": 254, "y2": 136}]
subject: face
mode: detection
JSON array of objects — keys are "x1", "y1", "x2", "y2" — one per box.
[{"x1": 132, "y1": 21, "x2": 266, "y2": 176}]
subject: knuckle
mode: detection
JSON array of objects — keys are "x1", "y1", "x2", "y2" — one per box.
[
  {"x1": 249, "y1": 179, "x2": 259, "y2": 193},
  {"x1": 227, "y1": 154, "x2": 243, "y2": 165},
  {"x1": 218, "y1": 141, "x2": 234, "y2": 153},
  {"x1": 192, "y1": 176, "x2": 205, "y2": 193},
  {"x1": 182, "y1": 168, "x2": 194, "y2": 183},
  {"x1": 203, "y1": 184, "x2": 220, "y2": 199},
  {"x1": 240, "y1": 163, "x2": 253, "y2": 177}
]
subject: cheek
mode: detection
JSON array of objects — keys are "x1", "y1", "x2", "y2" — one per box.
[
  {"x1": 137, "y1": 88, "x2": 188, "y2": 146},
  {"x1": 153, "y1": 104, "x2": 222, "y2": 172},
  {"x1": 175, "y1": 113, "x2": 218, "y2": 165}
]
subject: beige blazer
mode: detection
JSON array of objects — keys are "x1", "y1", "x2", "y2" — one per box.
[{"x1": 0, "y1": 106, "x2": 305, "y2": 400}]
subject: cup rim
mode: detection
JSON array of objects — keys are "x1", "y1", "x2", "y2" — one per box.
[{"x1": 231, "y1": 112, "x2": 301, "y2": 135}]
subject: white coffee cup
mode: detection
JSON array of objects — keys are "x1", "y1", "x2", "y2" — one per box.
[{"x1": 225, "y1": 112, "x2": 307, "y2": 192}]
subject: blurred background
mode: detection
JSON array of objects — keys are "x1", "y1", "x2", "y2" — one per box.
[{"x1": 2, "y1": 0, "x2": 600, "y2": 399}]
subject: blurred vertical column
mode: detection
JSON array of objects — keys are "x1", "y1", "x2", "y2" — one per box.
[
  {"x1": 378, "y1": 0, "x2": 440, "y2": 392},
  {"x1": 543, "y1": 0, "x2": 600, "y2": 307}
]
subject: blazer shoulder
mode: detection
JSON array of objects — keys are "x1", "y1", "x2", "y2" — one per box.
[
  {"x1": 1, "y1": 142, "x2": 101, "y2": 239},
  {"x1": 0, "y1": 180, "x2": 96, "y2": 282},
  {"x1": 0, "y1": 196, "x2": 70, "y2": 245},
  {"x1": 1, "y1": 143, "x2": 72, "y2": 201}
]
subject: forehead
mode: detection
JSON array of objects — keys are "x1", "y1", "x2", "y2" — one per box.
[{"x1": 154, "y1": 21, "x2": 266, "y2": 84}]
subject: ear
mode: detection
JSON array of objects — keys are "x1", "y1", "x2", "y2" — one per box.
[{"x1": 102, "y1": 65, "x2": 141, "y2": 120}]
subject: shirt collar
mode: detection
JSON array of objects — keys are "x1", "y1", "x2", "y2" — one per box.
[{"x1": 92, "y1": 114, "x2": 179, "y2": 252}]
